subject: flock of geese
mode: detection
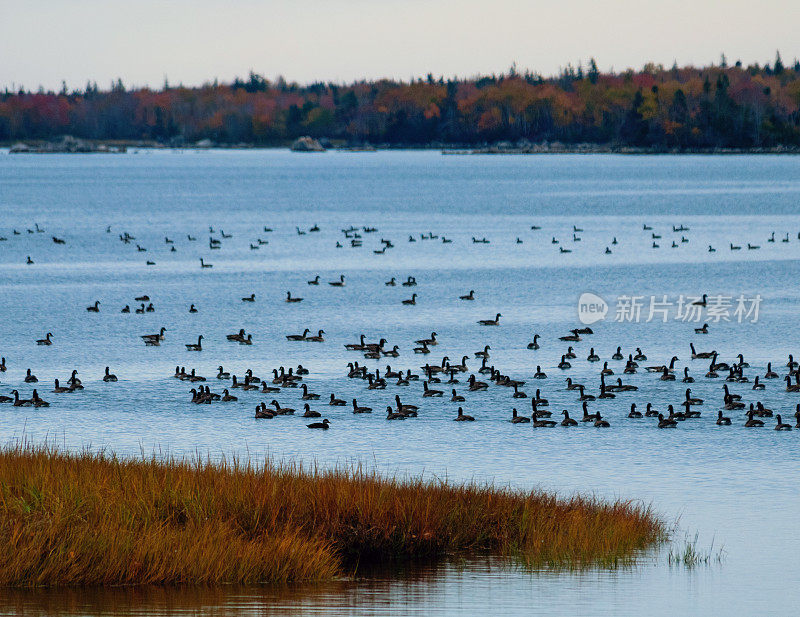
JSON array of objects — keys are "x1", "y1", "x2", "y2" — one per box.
[{"x1": 4, "y1": 221, "x2": 800, "y2": 434}]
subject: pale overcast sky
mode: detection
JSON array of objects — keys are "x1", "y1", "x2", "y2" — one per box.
[{"x1": 2, "y1": 0, "x2": 798, "y2": 91}]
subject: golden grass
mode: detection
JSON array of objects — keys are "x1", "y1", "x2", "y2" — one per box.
[{"x1": 0, "y1": 444, "x2": 665, "y2": 587}]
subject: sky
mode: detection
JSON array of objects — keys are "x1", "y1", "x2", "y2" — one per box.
[{"x1": 2, "y1": 0, "x2": 799, "y2": 91}]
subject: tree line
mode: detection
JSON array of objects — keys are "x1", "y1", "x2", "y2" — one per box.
[{"x1": 2, "y1": 55, "x2": 799, "y2": 148}]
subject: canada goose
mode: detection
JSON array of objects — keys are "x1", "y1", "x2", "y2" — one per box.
[
  {"x1": 11, "y1": 390, "x2": 32, "y2": 407},
  {"x1": 512, "y1": 384, "x2": 527, "y2": 398},
  {"x1": 86, "y1": 300, "x2": 100, "y2": 312},
  {"x1": 785, "y1": 376, "x2": 800, "y2": 392},
  {"x1": 534, "y1": 366, "x2": 547, "y2": 379},
  {"x1": 308, "y1": 275, "x2": 320, "y2": 285},
  {"x1": 475, "y1": 345, "x2": 490, "y2": 359},
  {"x1": 587, "y1": 348, "x2": 600, "y2": 362},
  {"x1": 402, "y1": 276, "x2": 417, "y2": 287},
  {"x1": 646, "y1": 356, "x2": 679, "y2": 373},
  {"x1": 593, "y1": 413, "x2": 610, "y2": 427},
  {"x1": 301, "y1": 384, "x2": 320, "y2": 400},
  {"x1": 692, "y1": 294, "x2": 708, "y2": 306},
  {"x1": 306, "y1": 329, "x2": 325, "y2": 343},
  {"x1": 600, "y1": 362, "x2": 613, "y2": 376},
  {"x1": 467, "y1": 375, "x2": 488, "y2": 391},
  {"x1": 451, "y1": 389, "x2": 465, "y2": 402},
  {"x1": 507, "y1": 408, "x2": 529, "y2": 424},
  {"x1": 199, "y1": 258, "x2": 213, "y2": 268},
  {"x1": 695, "y1": 323, "x2": 709, "y2": 334},
  {"x1": 634, "y1": 348, "x2": 647, "y2": 361},
  {"x1": 794, "y1": 405, "x2": 800, "y2": 428},
  {"x1": 559, "y1": 331, "x2": 581, "y2": 342},
  {"x1": 736, "y1": 353, "x2": 749, "y2": 368},
  {"x1": 753, "y1": 402, "x2": 773, "y2": 417},
  {"x1": 302, "y1": 403, "x2": 322, "y2": 418},
  {"x1": 328, "y1": 393, "x2": 346, "y2": 406},
  {"x1": 581, "y1": 402, "x2": 599, "y2": 422},
  {"x1": 577, "y1": 385, "x2": 595, "y2": 402},
  {"x1": 352, "y1": 399, "x2": 372, "y2": 413},
  {"x1": 141, "y1": 327, "x2": 166, "y2": 346},
  {"x1": 31, "y1": 390, "x2": 49, "y2": 407},
  {"x1": 685, "y1": 389, "x2": 703, "y2": 405},
  {"x1": 386, "y1": 406, "x2": 406, "y2": 420},
  {"x1": 744, "y1": 410, "x2": 764, "y2": 427},
  {"x1": 307, "y1": 418, "x2": 330, "y2": 429},
  {"x1": 103, "y1": 367, "x2": 118, "y2": 382},
  {"x1": 145, "y1": 303, "x2": 155, "y2": 313},
  {"x1": 242, "y1": 293, "x2": 255, "y2": 302},
  {"x1": 270, "y1": 400, "x2": 295, "y2": 415},
  {"x1": 454, "y1": 407, "x2": 475, "y2": 421},
  {"x1": 460, "y1": 290, "x2": 475, "y2": 300},
  {"x1": 52, "y1": 379, "x2": 71, "y2": 393},
  {"x1": 0, "y1": 357, "x2": 4, "y2": 372},
  {"x1": 628, "y1": 404, "x2": 643, "y2": 418},
  {"x1": 36, "y1": 332, "x2": 53, "y2": 346},
  {"x1": 775, "y1": 414, "x2": 792, "y2": 430},
  {"x1": 690, "y1": 344, "x2": 715, "y2": 359},
  {"x1": 286, "y1": 328, "x2": 310, "y2": 342},
  {"x1": 286, "y1": 291, "x2": 303, "y2": 303},
  {"x1": 135, "y1": 304, "x2": 146, "y2": 314},
  {"x1": 558, "y1": 356, "x2": 571, "y2": 369},
  {"x1": 764, "y1": 363, "x2": 779, "y2": 379},
  {"x1": 329, "y1": 275, "x2": 346, "y2": 287},
  {"x1": 218, "y1": 389, "x2": 237, "y2": 402},
  {"x1": 752, "y1": 376, "x2": 765, "y2": 390},
  {"x1": 215, "y1": 366, "x2": 230, "y2": 380},
  {"x1": 422, "y1": 381, "x2": 443, "y2": 397},
  {"x1": 565, "y1": 378, "x2": 582, "y2": 391},
  {"x1": 658, "y1": 413, "x2": 677, "y2": 428},
  {"x1": 24, "y1": 369, "x2": 38, "y2": 383},
  {"x1": 527, "y1": 334, "x2": 540, "y2": 350},
  {"x1": 477, "y1": 313, "x2": 501, "y2": 326},
  {"x1": 402, "y1": 293, "x2": 417, "y2": 305},
  {"x1": 120, "y1": 305, "x2": 130, "y2": 313},
  {"x1": 176, "y1": 334, "x2": 202, "y2": 353},
  {"x1": 712, "y1": 410, "x2": 731, "y2": 425},
  {"x1": 415, "y1": 332, "x2": 438, "y2": 346},
  {"x1": 413, "y1": 342, "x2": 430, "y2": 354}
]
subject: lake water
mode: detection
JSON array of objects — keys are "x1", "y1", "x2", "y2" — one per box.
[{"x1": 1, "y1": 150, "x2": 800, "y2": 615}]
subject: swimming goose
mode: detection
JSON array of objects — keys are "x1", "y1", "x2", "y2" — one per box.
[
  {"x1": 36, "y1": 332, "x2": 53, "y2": 346},
  {"x1": 0, "y1": 357, "x2": 5, "y2": 372},
  {"x1": 451, "y1": 388, "x2": 466, "y2": 402},
  {"x1": 220, "y1": 389, "x2": 237, "y2": 402},
  {"x1": 308, "y1": 275, "x2": 320, "y2": 285},
  {"x1": 401, "y1": 276, "x2": 417, "y2": 287},
  {"x1": 681, "y1": 401, "x2": 701, "y2": 418},
  {"x1": 145, "y1": 303, "x2": 155, "y2": 312},
  {"x1": 690, "y1": 344, "x2": 715, "y2": 359},
  {"x1": 52, "y1": 379, "x2": 71, "y2": 393},
  {"x1": 450, "y1": 356, "x2": 469, "y2": 372},
  {"x1": 510, "y1": 408, "x2": 531, "y2": 423},
  {"x1": 474, "y1": 345, "x2": 490, "y2": 359},
  {"x1": 477, "y1": 313, "x2": 501, "y2": 326},
  {"x1": 565, "y1": 378, "x2": 583, "y2": 391},
  {"x1": 593, "y1": 413, "x2": 610, "y2": 428},
  {"x1": 764, "y1": 363, "x2": 779, "y2": 379},
  {"x1": 286, "y1": 328, "x2": 310, "y2": 342},
  {"x1": 634, "y1": 348, "x2": 647, "y2": 361},
  {"x1": 402, "y1": 293, "x2": 417, "y2": 305},
  {"x1": 306, "y1": 329, "x2": 325, "y2": 343},
  {"x1": 512, "y1": 384, "x2": 527, "y2": 399},
  {"x1": 534, "y1": 366, "x2": 547, "y2": 379},
  {"x1": 329, "y1": 275, "x2": 346, "y2": 287},
  {"x1": 270, "y1": 400, "x2": 295, "y2": 415},
  {"x1": 611, "y1": 346, "x2": 624, "y2": 361},
  {"x1": 682, "y1": 367, "x2": 694, "y2": 383},
  {"x1": 227, "y1": 329, "x2": 246, "y2": 343},
  {"x1": 454, "y1": 407, "x2": 475, "y2": 421},
  {"x1": 24, "y1": 369, "x2": 38, "y2": 383},
  {"x1": 600, "y1": 362, "x2": 613, "y2": 376},
  {"x1": 577, "y1": 385, "x2": 595, "y2": 402},
  {"x1": 86, "y1": 301, "x2": 100, "y2": 312},
  {"x1": 141, "y1": 327, "x2": 166, "y2": 346},
  {"x1": 694, "y1": 323, "x2": 709, "y2": 334},
  {"x1": 467, "y1": 374, "x2": 488, "y2": 391},
  {"x1": 658, "y1": 413, "x2": 678, "y2": 428},
  {"x1": 646, "y1": 356, "x2": 679, "y2": 373},
  {"x1": 11, "y1": 390, "x2": 33, "y2": 407},
  {"x1": 460, "y1": 290, "x2": 475, "y2": 300},
  {"x1": 753, "y1": 402, "x2": 773, "y2": 417},
  {"x1": 785, "y1": 376, "x2": 800, "y2": 392},
  {"x1": 307, "y1": 419, "x2": 330, "y2": 429},
  {"x1": 352, "y1": 399, "x2": 372, "y2": 413},
  {"x1": 199, "y1": 258, "x2": 213, "y2": 268},
  {"x1": 527, "y1": 334, "x2": 540, "y2": 350},
  {"x1": 188, "y1": 304, "x2": 198, "y2": 314},
  {"x1": 415, "y1": 332, "x2": 438, "y2": 346},
  {"x1": 752, "y1": 376, "x2": 765, "y2": 390},
  {"x1": 774, "y1": 414, "x2": 792, "y2": 430},
  {"x1": 628, "y1": 404, "x2": 643, "y2": 418},
  {"x1": 242, "y1": 293, "x2": 255, "y2": 302},
  {"x1": 395, "y1": 395, "x2": 418, "y2": 414},
  {"x1": 558, "y1": 330, "x2": 581, "y2": 342},
  {"x1": 121, "y1": 305, "x2": 130, "y2": 313},
  {"x1": 261, "y1": 381, "x2": 280, "y2": 393},
  {"x1": 558, "y1": 356, "x2": 571, "y2": 370},
  {"x1": 216, "y1": 366, "x2": 230, "y2": 380},
  {"x1": 303, "y1": 403, "x2": 322, "y2": 418},
  {"x1": 301, "y1": 384, "x2": 320, "y2": 400},
  {"x1": 385, "y1": 277, "x2": 397, "y2": 286},
  {"x1": 736, "y1": 353, "x2": 749, "y2": 368},
  {"x1": 555, "y1": 410, "x2": 576, "y2": 426},
  {"x1": 423, "y1": 381, "x2": 443, "y2": 397},
  {"x1": 286, "y1": 291, "x2": 303, "y2": 303},
  {"x1": 185, "y1": 335, "x2": 203, "y2": 351},
  {"x1": 135, "y1": 303, "x2": 146, "y2": 314},
  {"x1": 328, "y1": 393, "x2": 346, "y2": 406},
  {"x1": 581, "y1": 402, "x2": 599, "y2": 422},
  {"x1": 386, "y1": 406, "x2": 406, "y2": 420},
  {"x1": 32, "y1": 390, "x2": 49, "y2": 407},
  {"x1": 685, "y1": 389, "x2": 703, "y2": 405},
  {"x1": 692, "y1": 294, "x2": 709, "y2": 306},
  {"x1": 103, "y1": 367, "x2": 118, "y2": 382},
  {"x1": 587, "y1": 348, "x2": 600, "y2": 362},
  {"x1": 744, "y1": 410, "x2": 764, "y2": 427}
]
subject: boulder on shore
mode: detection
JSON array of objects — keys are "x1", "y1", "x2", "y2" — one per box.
[{"x1": 290, "y1": 136, "x2": 325, "y2": 152}]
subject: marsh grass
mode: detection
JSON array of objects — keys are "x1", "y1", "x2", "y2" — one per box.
[
  {"x1": 0, "y1": 444, "x2": 666, "y2": 587},
  {"x1": 667, "y1": 532, "x2": 726, "y2": 568}
]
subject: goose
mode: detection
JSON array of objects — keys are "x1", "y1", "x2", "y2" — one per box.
[
  {"x1": 694, "y1": 323, "x2": 709, "y2": 334},
  {"x1": 366, "y1": 374, "x2": 386, "y2": 389},
  {"x1": 467, "y1": 375, "x2": 488, "y2": 391},
  {"x1": 613, "y1": 378, "x2": 637, "y2": 392},
  {"x1": 187, "y1": 304, "x2": 198, "y2": 314},
  {"x1": 666, "y1": 405, "x2": 685, "y2": 421},
  {"x1": 558, "y1": 356, "x2": 571, "y2": 369},
  {"x1": 0, "y1": 391, "x2": 12, "y2": 403},
  {"x1": 238, "y1": 334, "x2": 253, "y2": 346},
  {"x1": 36, "y1": 332, "x2": 53, "y2": 346},
  {"x1": 103, "y1": 367, "x2": 118, "y2": 382},
  {"x1": 534, "y1": 366, "x2": 547, "y2": 379},
  {"x1": 328, "y1": 275, "x2": 346, "y2": 287},
  {"x1": 511, "y1": 408, "x2": 531, "y2": 423},
  {"x1": 754, "y1": 402, "x2": 773, "y2": 417},
  {"x1": 736, "y1": 353, "x2": 749, "y2": 368},
  {"x1": 329, "y1": 393, "x2": 346, "y2": 406},
  {"x1": 459, "y1": 290, "x2": 475, "y2": 300},
  {"x1": 477, "y1": 313, "x2": 501, "y2": 326},
  {"x1": 395, "y1": 396, "x2": 419, "y2": 414},
  {"x1": 141, "y1": 327, "x2": 166, "y2": 346},
  {"x1": 527, "y1": 334, "x2": 540, "y2": 350},
  {"x1": 303, "y1": 403, "x2": 322, "y2": 418},
  {"x1": 634, "y1": 348, "x2": 647, "y2": 361},
  {"x1": 532, "y1": 389, "x2": 547, "y2": 406},
  {"x1": 402, "y1": 294, "x2": 417, "y2": 305},
  {"x1": 715, "y1": 410, "x2": 732, "y2": 425},
  {"x1": 226, "y1": 329, "x2": 246, "y2": 343},
  {"x1": 775, "y1": 414, "x2": 792, "y2": 431},
  {"x1": 296, "y1": 365, "x2": 309, "y2": 375},
  {"x1": 474, "y1": 345, "x2": 490, "y2": 359},
  {"x1": 451, "y1": 389, "x2": 465, "y2": 402},
  {"x1": 413, "y1": 342, "x2": 430, "y2": 355},
  {"x1": 554, "y1": 410, "x2": 576, "y2": 426},
  {"x1": 261, "y1": 381, "x2": 280, "y2": 393},
  {"x1": 641, "y1": 403, "x2": 658, "y2": 418},
  {"x1": 611, "y1": 347, "x2": 624, "y2": 361},
  {"x1": 785, "y1": 376, "x2": 800, "y2": 392},
  {"x1": 216, "y1": 366, "x2": 230, "y2": 380},
  {"x1": 24, "y1": 369, "x2": 38, "y2": 383},
  {"x1": 52, "y1": 379, "x2": 71, "y2": 393},
  {"x1": 381, "y1": 345, "x2": 399, "y2": 358},
  {"x1": 747, "y1": 243, "x2": 760, "y2": 250},
  {"x1": 593, "y1": 413, "x2": 610, "y2": 428},
  {"x1": 11, "y1": 390, "x2": 32, "y2": 407},
  {"x1": 386, "y1": 406, "x2": 406, "y2": 420},
  {"x1": 565, "y1": 378, "x2": 583, "y2": 391},
  {"x1": 628, "y1": 404, "x2": 643, "y2": 418},
  {"x1": 690, "y1": 344, "x2": 715, "y2": 359},
  {"x1": 145, "y1": 303, "x2": 155, "y2": 312},
  {"x1": 32, "y1": 390, "x2": 49, "y2": 407},
  {"x1": 287, "y1": 328, "x2": 310, "y2": 342},
  {"x1": 242, "y1": 293, "x2": 255, "y2": 302},
  {"x1": 559, "y1": 330, "x2": 581, "y2": 342},
  {"x1": 681, "y1": 401, "x2": 701, "y2": 418},
  {"x1": 306, "y1": 329, "x2": 325, "y2": 343},
  {"x1": 533, "y1": 414, "x2": 556, "y2": 427},
  {"x1": 423, "y1": 381, "x2": 443, "y2": 397},
  {"x1": 352, "y1": 399, "x2": 372, "y2": 413},
  {"x1": 270, "y1": 400, "x2": 295, "y2": 415},
  {"x1": 744, "y1": 410, "x2": 764, "y2": 427},
  {"x1": 788, "y1": 354, "x2": 799, "y2": 370},
  {"x1": 685, "y1": 389, "x2": 703, "y2": 405},
  {"x1": 682, "y1": 367, "x2": 694, "y2": 383},
  {"x1": 185, "y1": 335, "x2": 203, "y2": 351},
  {"x1": 301, "y1": 384, "x2": 320, "y2": 400},
  {"x1": 86, "y1": 301, "x2": 100, "y2": 312},
  {"x1": 199, "y1": 258, "x2": 213, "y2": 268},
  {"x1": 764, "y1": 363, "x2": 779, "y2": 379},
  {"x1": 454, "y1": 407, "x2": 475, "y2": 421},
  {"x1": 286, "y1": 291, "x2": 303, "y2": 303},
  {"x1": 400, "y1": 276, "x2": 417, "y2": 287},
  {"x1": 451, "y1": 356, "x2": 469, "y2": 372},
  {"x1": 121, "y1": 305, "x2": 131, "y2": 313},
  {"x1": 577, "y1": 385, "x2": 595, "y2": 402},
  {"x1": 512, "y1": 384, "x2": 527, "y2": 399},
  {"x1": 658, "y1": 413, "x2": 678, "y2": 428},
  {"x1": 600, "y1": 362, "x2": 613, "y2": 376},
  {"x1": 692, "y1": 294, "x2": 709, "y2": 306},
  {"x1": 220, "y1": 389, "x2": 237, "y2": 402},
  {"x1": 385, "y1": 277, "x2": 396, "y2": 286},
  {"x1": 752, "y1": 376, "x2": 765, "y2": 390},
  {"x1": 587, "y1": 348, "x2": 600, "y2": 362},
  {"x1": 646, "y1": 356, "x2": 679, "y2": 373},
  {"x1": 306, "y1": 419, "x2": 330, "y2": 429},
  {"x1": 415, "y1": 332, "x2": 438, "y2": 346},
  {"x1": 308, "y1": 275, "x2": 320, "y2": 285},
  {"x1": 581, "y1": 402, "x2": 599, "y2": 422}
]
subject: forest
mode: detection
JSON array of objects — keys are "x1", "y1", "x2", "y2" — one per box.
[{"x1": 2, "y1": 55, "x2": 800, "y2": 149}]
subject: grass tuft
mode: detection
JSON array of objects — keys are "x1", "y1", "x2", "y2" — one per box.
[{"x1": 0, "y1": 444, "x2": 666, "y2": 587}]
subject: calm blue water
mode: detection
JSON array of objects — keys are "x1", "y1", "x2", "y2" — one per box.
[{"x1": 1, "y1": 150, "x2": 800, "y2": 616}]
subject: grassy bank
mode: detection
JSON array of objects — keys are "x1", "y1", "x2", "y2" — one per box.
[{"x1": 0, "y1": 445, "x2": 665, "y2": 587}]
